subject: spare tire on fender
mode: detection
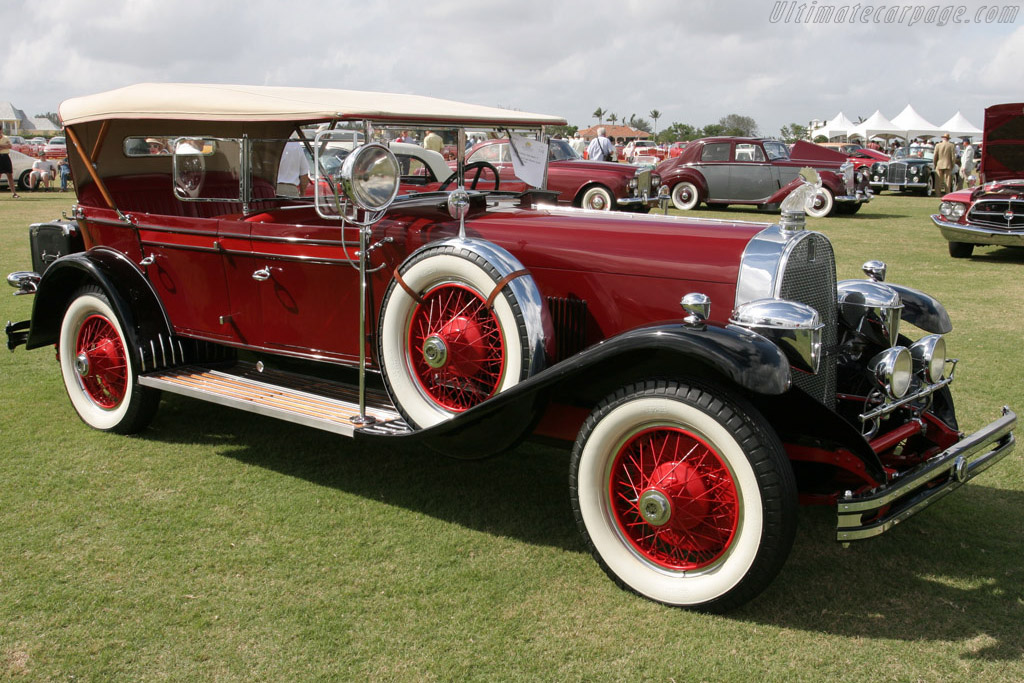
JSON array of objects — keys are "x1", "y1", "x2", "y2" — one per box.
[{"x1": 377, "y1": 238, "x2": 548, "y2": 429}]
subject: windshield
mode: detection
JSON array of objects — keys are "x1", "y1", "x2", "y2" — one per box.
[
  {"x1": 549, "y1": 139, "x2": 579, "y2": 161},
  {"x1": 894, "y1": 146, "x2": 933, "y2": 161},
  {"x1": 763, "y1": 141, "x2": 790, "y2": 161}
]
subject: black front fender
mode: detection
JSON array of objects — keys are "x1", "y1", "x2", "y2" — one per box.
[
  {"x1": 25, "y1": 247, "x2": 172, "y2": 352},
  {"x1": 370, "y1": 322, "x2": 792, "y2": 456}
]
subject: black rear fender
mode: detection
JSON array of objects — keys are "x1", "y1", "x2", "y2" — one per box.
[{"x1": 25, "y1": 247, "x2": 172, "y2": 354}]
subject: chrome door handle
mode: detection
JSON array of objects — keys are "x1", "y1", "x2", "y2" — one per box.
[
  {"x1": 140, "y1": 255, "x2": 155, "y2": 267},
  {"x1": 252, "y1": 267, "x2": 271, "y2": 281}
]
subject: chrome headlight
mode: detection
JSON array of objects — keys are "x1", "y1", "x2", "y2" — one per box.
[
  {"x1": 837, "y1": 280, "x2": 903, "y2": 347},
  {"x1": 628, "y1": 177, "x2": 638, "y2": 189},
  {"x1": 939, "y1": 202, "x2": 966, "y2": 219},
  {"x1": 340, "y1": 143, "x2": 400, "y2": 211},
  {"x1": 652, "y1": 174, "x2": 661, "y2": 188},
  {"x1": 730, "y1": 299, "x2": 823, "y2": 373},
  {"x1": 910, "y1": 334, "x2": 947, "y2": 383},
  {"x1": 870, "y1": 346, "x2": 913, "y2": 398}
]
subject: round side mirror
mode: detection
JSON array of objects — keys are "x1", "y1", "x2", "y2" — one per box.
[{"x1": 340, "y1": 143, "x2": 400, "y2": 211}]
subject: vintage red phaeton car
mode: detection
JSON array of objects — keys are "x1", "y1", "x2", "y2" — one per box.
[
  {"x1": 5, "y1": 84, "x2": 1015, "y2": 612},
  {"x1": 656, "y1": 137, "x2": 871, "y2": 217},
  {"x1": 933, "y1": 102, "x2": 1024, "y2": 258}
]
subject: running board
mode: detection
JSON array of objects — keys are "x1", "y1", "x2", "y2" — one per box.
[{"x1": 139, "y1": 362, "x2": 411, "y2": 437}]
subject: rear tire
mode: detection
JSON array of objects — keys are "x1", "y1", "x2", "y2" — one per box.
[
  {"x1": 58, "y1": 286, "x2": 160, "y2": 433},
  {"x1": 948, "y1": 241, "x2": 974, "y2": 258},
  {"x1": 17, "y1": 170, "x2": 31, "y2": 191},
  {"x1": 570, "y1": 380, "x2": 797, "y2": 611}
]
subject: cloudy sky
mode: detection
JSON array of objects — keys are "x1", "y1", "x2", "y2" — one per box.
[{"x1": 4, "y1": 0, "x2": 1022, "y2": 136}]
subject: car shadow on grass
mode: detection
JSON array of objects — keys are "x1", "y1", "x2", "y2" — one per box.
[
  {"x1": 962, "y1": 246, "x2": 1024, "y2": 263},
  {"x1": 144, "y1": 394, "x2": 1022, "y2": 659},
  {"x1": 738, "y1": 488, "x2": 1024, "y2": 662}
]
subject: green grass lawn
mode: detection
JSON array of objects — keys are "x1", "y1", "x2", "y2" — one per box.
[{"x1": 1, "y1": 192, "x2": 1022, "y2": 681}]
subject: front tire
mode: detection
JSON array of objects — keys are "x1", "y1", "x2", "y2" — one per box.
[
  {"x1": 580, "y1": 185, "x2": 614, "y2": 211},
  {"x1": 948, "y1": 241, "x2": 974, "y2": 258},
  {"x1": 670, "y1": 181, "x2": 700, "y2": 211},
  {"x1": 570, "y1": 381, "x2": 797, "y2": 611},
  {"x1": 58, "y1": 286, "x2": 160, "y2": 433},
  {"x1": 805, "y1": 187, "x2": 834, "y2": 218}
]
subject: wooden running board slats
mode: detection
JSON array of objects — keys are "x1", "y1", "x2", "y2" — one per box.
[{"x1": 139, "y1": 362, "x2": 410, "y2": 437}]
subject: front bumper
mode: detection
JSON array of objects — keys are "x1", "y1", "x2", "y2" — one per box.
[
  {"x1": 836, "y1": 193, "x2": 871, "y2": 204},
  {"x1": 837, "y1": 406, "x2": 1016, "y2": 541},
  {"x1": 931, "y1": 214, "x2": 1024, "y2": 248}
]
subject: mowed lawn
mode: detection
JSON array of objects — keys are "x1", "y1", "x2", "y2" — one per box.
[{"x1": 1, "y1": 191, "x2": 1022, "y2": 681}]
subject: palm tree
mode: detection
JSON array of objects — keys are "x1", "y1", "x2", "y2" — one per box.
[
  {"x1": 649, "y1": 109, "x2": 662, "y2": 141},
  {"x1": 608, "y1": 113, "x2": 618, "y2": 126},
  {"x1": 592, "y1": 108, "x2": 605, "y2": 124}
]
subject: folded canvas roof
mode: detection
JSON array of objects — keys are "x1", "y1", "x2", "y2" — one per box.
[{"x1": 59, "y1": 83, "x2": 567, "y2": 128}]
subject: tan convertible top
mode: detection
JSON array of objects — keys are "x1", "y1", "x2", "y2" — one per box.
[{"x1": 59, "y1": 83, "x2": 567, "y2": 128}]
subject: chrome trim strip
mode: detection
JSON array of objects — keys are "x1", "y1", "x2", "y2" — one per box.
[
  {"x1": 858, "y1": 372, "x2": 955, "y2": 422},
  {"x1": 837, "y1": 407, "x2": 1016, "y2": 541},
  {"x1": 931, "y1": 214, "x2": 1024, "y2": 246}
]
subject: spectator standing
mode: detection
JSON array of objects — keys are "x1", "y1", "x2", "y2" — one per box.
[
  {"x1": 586, "y1": 127, "x2": 616, "y2": 162},
  {"x1": 570, "y1": 132, "x2": 586, "y2": 156},
  {"x1": 58, "y1": 157, "x2": 72, "y2": 191},
  {"x1": 933, "y1": 133, "x2": 956, "y2": 195},
  {"x1": 277, "y1": 139, "x2": 311, "y2": 197},
  {"x1": 0, "y1": 131, "x2": 18, "y2": 198},
  {"x1": 423, "y1": 130, "x2": 443, "y2": 154},
  {"x1": 959, "y1": 139, "x2": 976, "y2": 189}
]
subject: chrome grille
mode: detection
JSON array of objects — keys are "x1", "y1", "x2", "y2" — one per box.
[
  {"x1": 966, "y1": 198, "x2": 1024, "y2": 231},
  {"x1": 777, "y1": 234, "x2": 838, "y2": 408},
  {"x1": 887, "y1": 163, "x2": 907, "y2": 184}
]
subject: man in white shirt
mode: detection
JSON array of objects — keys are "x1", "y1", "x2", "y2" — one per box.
[
  {"x1": 586, "y1": 128, "x2": 615, "y2": 162},
  {"x1": 29, "y1": 156, "x2": 57, "y2": 191},
  {"x1": 277, "y1": 140, "x2": 311, "y2": 197}
]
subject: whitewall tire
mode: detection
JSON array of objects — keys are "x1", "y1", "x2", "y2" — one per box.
[
  {"x1": 580, "y1": 185, "x2": 614, "y2": 211},
  {"x1": 805, "y1": 187, "x2": 834, "y2": 218},
  {"x1": 570, "y1": 381, "x2": 796, "y2": 611},
  {"x1": 58, "y1": 286, "x2": 160, "y2": 433},
  {"x1": 670, "y1": 182, "x2": 700, "y2": 211},
  {"x1": 378, "y1": 246, "x2": 531, "y2": 429}
]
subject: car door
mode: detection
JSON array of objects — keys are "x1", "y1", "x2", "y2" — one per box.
[
  {"x1": 234, "y1": 213, "x2": 363, "y2": 363},
  {"x1": 695, "y1": 142, "x2": 732, "y2": 200},
  {"x1": 727, "y1": 143, "x2": 775, "y2": 200}
]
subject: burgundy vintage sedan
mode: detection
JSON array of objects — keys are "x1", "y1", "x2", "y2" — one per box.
[
  {"x1": 5, "y1": 84, "x2": 1014, "y2": 613},
  {"x1": 932, "y1": 102, "x2": 1024, "y2": 258},
  {"x1": 466, "y1": 137, "x2": 659, "y2": 211},
  {"x1": 656, "y1": 137, "x2": 870, "y2": 217}
]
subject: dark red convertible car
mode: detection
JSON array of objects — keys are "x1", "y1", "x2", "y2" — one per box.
[
  {"x1": 933, "y1": 102, "x2": 1024, "y2": 258},
  {"x1": 656, "y1": 137, "x2": 871, "y2": 217},
  {"x1": 465, "y1": 137, "x2": 660, "y2": 211},
  {"x1": 5, "y1": 84, "x2": 1013, "y2": 613}
]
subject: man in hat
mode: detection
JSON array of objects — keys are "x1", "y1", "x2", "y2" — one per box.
[{"x1": 933, "y1": 132, "x2": 957, "y2": 195}]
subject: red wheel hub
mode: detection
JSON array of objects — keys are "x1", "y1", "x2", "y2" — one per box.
[
  {"x1": 610, "y1": 427, "x2": 738, "y2": 570},
  {"x1": 75, "y1": 314, "x2": 128, "y2": 409},
  {"x1": 408, "y1": 283, "x2": 505, "y2": 412}
]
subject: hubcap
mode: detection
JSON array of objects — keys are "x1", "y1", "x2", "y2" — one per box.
[
  {"x1": 422, "y1": 335, "x2": 448, "y2": 369},
  {"x1": 75, "y1": 314, "x2": 128, "y2": 409},
  {"x1": 609, "y1": 426, "x2": 738, "y2": 570},
  {"x1": 408, "y1": 283, "x2": 505, "y2": 412}
]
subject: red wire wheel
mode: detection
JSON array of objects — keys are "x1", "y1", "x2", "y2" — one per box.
[
  {"x1": 75, "y1": 313, "x2": 129, "y2": 409},
  {"x1": 609, "y1": 426, "x2": 739, "y2": 570},
  {"x1": 407, "y1": 283, "x2": 506, "y2": 412}
]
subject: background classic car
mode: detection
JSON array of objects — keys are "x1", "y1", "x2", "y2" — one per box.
[
  {"x1": 465, "y1": 137, "x2": 659, "y2": 211},
  {"x1": 655, "y1": 137, "x2": 869, "y2": 217},
  {"x1": 4, "y1": 84, "x2": 1014, "y2": 613},
  {"x1": 0, "y1": 149, "x2": 36, "y2": 191},
  {"x1": 869, "y1": 144, "x2": 939, "y2": 195},
  {"x1": 932, "y1": 102, "x2": 1024, "y2": 258}
]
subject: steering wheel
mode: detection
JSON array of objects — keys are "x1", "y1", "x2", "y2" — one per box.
[{"x1": 439, "y1": 161, "x2": 501, "y2": 191}]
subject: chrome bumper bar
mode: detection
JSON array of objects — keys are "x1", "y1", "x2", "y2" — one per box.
[
  {"x1": 931, "y1": 215, "x2": 1024, "y2": 247},
  {"x1": 837, "y1": 406, "x2": 1016, "y2": 542}
]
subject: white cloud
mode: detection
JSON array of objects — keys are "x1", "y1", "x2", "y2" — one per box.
[{"x1": 2, "y1": 0, "x2": 1019, "y2": 136}]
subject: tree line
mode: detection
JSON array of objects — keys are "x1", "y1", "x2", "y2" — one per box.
[{"x1": 551, "y1": 110, "x2": 811, "y2": 145}]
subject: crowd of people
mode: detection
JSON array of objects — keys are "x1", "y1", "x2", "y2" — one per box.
[{"x1": 0, "y1": 130, "x2": 73, "y2": 198}]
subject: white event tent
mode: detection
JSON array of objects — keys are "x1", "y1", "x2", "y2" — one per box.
[
  {"x1": 891, "y1": 104, "x2": 943, "y2": 141},
  {"x1": 939, "y1": 111, "x2": 982, "y2": 139},
  {"x1": 813, "y1": 112, "x2": 858, "y2": 140},
  {"x1": 849, "y1": 110, "x2": 902, "y2": 142}
]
